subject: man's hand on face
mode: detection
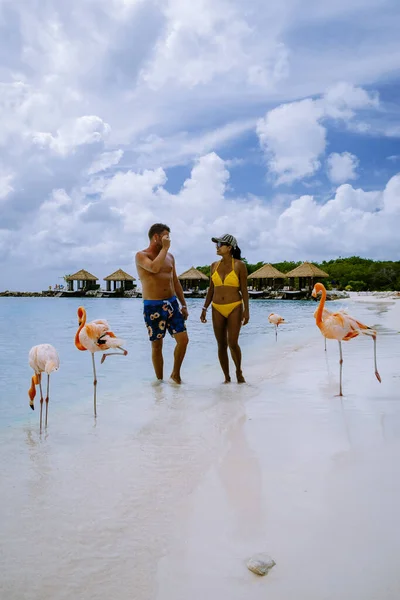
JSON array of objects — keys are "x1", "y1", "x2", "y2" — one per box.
[{"x1": 161, "y1": 234, "x2": 171, "y2": 250}]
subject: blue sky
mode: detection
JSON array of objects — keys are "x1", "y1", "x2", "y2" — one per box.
[{"x1": 0, "y1": 0, "x2": 400, "y2": 290}]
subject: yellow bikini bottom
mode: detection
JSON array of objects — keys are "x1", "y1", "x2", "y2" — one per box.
[{"x1": 212, "y1": 300, "x2": 242, "y2": 318}]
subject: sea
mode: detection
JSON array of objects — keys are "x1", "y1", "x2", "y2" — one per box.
[{"x1": 1, "y1": 296, "x2": 399, "y2": 600}]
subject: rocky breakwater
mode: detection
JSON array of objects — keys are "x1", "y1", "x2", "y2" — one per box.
[{"x1": 0, "y1": 291, "x2": 43, "y2": 297}]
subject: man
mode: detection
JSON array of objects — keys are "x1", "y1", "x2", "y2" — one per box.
[{"x1": 135, "y1": 223, "x2": 189, "y2": 384}]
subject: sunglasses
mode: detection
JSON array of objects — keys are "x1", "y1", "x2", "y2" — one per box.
[{"x1": 216, "y1": 241, "x2": 229, "y2": 248}]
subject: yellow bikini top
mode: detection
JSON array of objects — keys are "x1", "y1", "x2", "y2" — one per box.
[{"x1": 211, "y1": 258, "x2": 240, "y2": 287}]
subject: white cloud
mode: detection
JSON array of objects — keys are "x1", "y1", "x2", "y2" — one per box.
[
  {"x1": 257, "y1": 83, "x2": 379, "y2": 185},
  {"x1": 1, "y1": 0, "x2": 400, "y2": 289},
  {"x1": 88, "y1": 150, "x2": 124, "y2": 175},
  {"x1": 256, "y1": 98, "x2": 326, "y2": 185},
  {"x1": 138, "y1": 0, "x2": 289, "y2": 91},
  {"x1": 4, "y1": 147, "x2": 400, "y2": 290},
  {"x1": 132, "y1": 119, "x2": 255, "y2": 170},
  {"x1": 32, "y1": 116, "x2": 111, "y2": 156},
  {"x1": 326, "y1": 152, "x2": 359, "y2": 184},
  {"x1": 274, "y1": 174, "x2": 400, "y2": 258},
  {"x1": 0, "y1": 168, "x2": 14, "y2": 201},
  {"x1": 323, "y1": 81, "x2": 379, "y2": 119}
]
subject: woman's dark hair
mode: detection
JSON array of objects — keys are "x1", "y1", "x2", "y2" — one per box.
[
  {"x1": 148, "y1": 223, "x2": 170, "y2": 239},
  {"x1": 231, "y1": 245, "x2": 242, "y2": 260}
]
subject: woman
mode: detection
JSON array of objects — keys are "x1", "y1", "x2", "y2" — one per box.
[{"x1": 200, "y1": 234, "x2": 249, "y2": 383}]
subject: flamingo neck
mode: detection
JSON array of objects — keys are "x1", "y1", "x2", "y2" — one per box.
[
  {"x1": 315, "y1": 287, "x2": 327, "y2": 327},
  {"x1": 28, "y1": 375, "x2": 37, "y2": 403},
  {"x1": 75, "y1": 309, "x2": 87, "y2": 351}
]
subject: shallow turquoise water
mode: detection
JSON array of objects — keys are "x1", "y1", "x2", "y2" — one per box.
[
  {"x1": 0, "y1": 296, "x2": 399, "y2": 600},
  {"x1": 0, "y1": 297, "x2": 324, "y2": 429}
]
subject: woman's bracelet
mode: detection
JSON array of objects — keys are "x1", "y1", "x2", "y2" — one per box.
[{"x1": 202, "y1": 306, "x2": 208, "y2": 311}]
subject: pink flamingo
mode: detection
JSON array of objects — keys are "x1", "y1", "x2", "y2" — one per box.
[
  {"x1": 312, "y1": 283, "x2": 381, "y2": 396},
  {"x1": 75, "y1": 306, "x2": 128, "y2": 416},
  {"x1": 268, "y1": 313, "x2": 286, "y2": 341},
  {"x1": 28, "y1": 344, "x2": 60, "y2": 432}
]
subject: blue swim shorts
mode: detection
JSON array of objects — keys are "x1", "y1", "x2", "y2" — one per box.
[{"x1": 143, "y1": 296, "x2": 186, "y2": 342}]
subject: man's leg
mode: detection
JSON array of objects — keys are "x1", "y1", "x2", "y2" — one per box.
[
  {"x1": 151, "y1": 339, "x2": 164, "y2": 380},
  {"x1": 170, "y1": 332, "x2": 189, "y2": 384}
]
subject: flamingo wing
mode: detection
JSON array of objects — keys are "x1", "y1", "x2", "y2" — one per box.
[{"x1": 97, "y1": 331, "x2": 125, "y2": 349}]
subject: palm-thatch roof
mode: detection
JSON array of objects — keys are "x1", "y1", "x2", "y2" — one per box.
[
  {"x1": 247, "y1": 263, "x2": 286, "y2": 280},
  {"x1": 285, "y1": 262, "x2": 329, "y2": 278},
  {"x1": 178, "y1": 267, "x2": 209, "y2": 281},
  {"x1": 66, "y1": 269, "x2": 98, "y2": 281},
  {"x1": 104, "y1": 268, "x2": 136, "y2": 281}
]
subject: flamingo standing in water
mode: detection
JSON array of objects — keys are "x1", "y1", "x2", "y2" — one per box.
[
  {"x1": 268, "y1": 313, "x2": 286, "y2": 341},
  {"x1": 28, "y1": 344, "x2": 60, "y2": 432},
  {"x1": 75, "y1": 306, "x2": 128, "y2": 416},
  {"x1": 312, "y1": 283, "x2": 381, "y2": 396}
]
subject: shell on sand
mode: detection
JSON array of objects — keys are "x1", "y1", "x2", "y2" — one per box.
[{"x1": 246, "y1": 553, "x2": 276, "y2": 576}]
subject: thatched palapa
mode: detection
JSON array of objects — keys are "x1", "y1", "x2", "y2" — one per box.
[
  {"x1": 104, "y1": 268, "x2": 136, "y2": 282},
  {"x1": 178, "y1": 267, "x2": 209, "y2": 291},
  {"x1": 66, "y1": 269, "x2": 99, "y2": 292},
  {"x1": 247, "y1": 264, "x2": 286, "y2": 280},
  {"x1": 104, "y1": 268, "x2": 136, "y2": 292},
  {"x1": 247, "y1": 263, "x2": 286, "y2": 291},
  {"x1": 284, "y1": 262, "x2": 329, "y2": 278},
  {"x1": 285, "y1": 261, "x2": 329, "y2": 292},
  {"x1": 66, "y1": 269, "x2": 98, "y2": 281}
]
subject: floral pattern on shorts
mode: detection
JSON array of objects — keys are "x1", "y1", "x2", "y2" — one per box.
[{"x1": 143, "y1": 297, "x2": 186, "y2": 342}]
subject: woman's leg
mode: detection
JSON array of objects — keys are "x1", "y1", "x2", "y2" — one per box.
[
  {"x1": 212, "y1": 307, "x2": 230, "y2": 382},
  {"x1": 227, "y1": 304, "x2": 245, "y2": 383}
]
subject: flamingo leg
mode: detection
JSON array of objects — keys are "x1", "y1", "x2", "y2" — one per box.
[
  {"x1": 92, "y1": 353, "x2": 97, "y2": 417},
  {"x1": 101, "y1": 347, "x2": 128, "y2": 364},
  {"x1": 275, "y1": 325, "x2": 278, "y2": 341},
  {"x1": 39, "y1": 374, "x2": 44, "y2": 432},
  {"x1": 338, "y1": 341, "x2": 343, "y2": 397},
  {"x1": 45, "y1": 374, "x2": 50, "y2": 428},
  {"x1": 373, "y1": 335, "x2": 382, "y2": 383},
  {"x1": 324, "y1": 337, "x2": 327, "y2": 352}
]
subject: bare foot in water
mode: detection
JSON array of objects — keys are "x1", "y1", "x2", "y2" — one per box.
[
  {"x1": 236, "y1": 371, "x2": 246, "y2": 383},
  {"x1": 223, "y1": 376, "x2": 231, "y2": 384},
  {"x1": 170, "y1": 373, "x2": 182, "y2": 384}
]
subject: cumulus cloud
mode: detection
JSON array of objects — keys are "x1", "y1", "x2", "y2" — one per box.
[
  {"x1": 138, "y1": 0, "x2": 289, "y2": 91},
  {"x1": 326, "y1": 152, "x2": 359, "y2": 184},
  {"x1": 1, "y1": 0, "x2": 400, "y2": 289},
  {"x1": 32, "y1": 116, "x2": 111, "y2": 156},
  {"x1": 3, "y1": 147, "x2": 400, "y2": 290},
  {"x1": 256, "y1": 99, "x2": 326, "y2": 185},
  {"x1": 257, "y1": 83, "x2": 379, "y2": 185}
]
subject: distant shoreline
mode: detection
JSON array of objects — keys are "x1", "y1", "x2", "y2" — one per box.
[{"x1": 0, "y1": 289, "x2": 369, "y2": 301}]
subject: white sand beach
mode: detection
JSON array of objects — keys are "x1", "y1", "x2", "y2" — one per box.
[
  {"x1": 156, "y1": 297, "x2": 400, "y2": 600},
  {"x1": 0, "y1": 296, "x2": 399, "y2": 600}
]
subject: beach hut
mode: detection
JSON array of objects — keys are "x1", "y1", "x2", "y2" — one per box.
[
  {"x1": 247, "y1": 263, "x2": 286, "y2": 291},
  {"x1": 284, "y1": 261, "x2": 329, "y2": 291},
  {"x1": 178, "y1": 267, "x2": 209, "y2": 291},
  {"x1": 65, "y1": 269, "x2": 99, "y2": 292},
  {"x1": 104, "y1": 268, "x2": 136, "y2": 292}
]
